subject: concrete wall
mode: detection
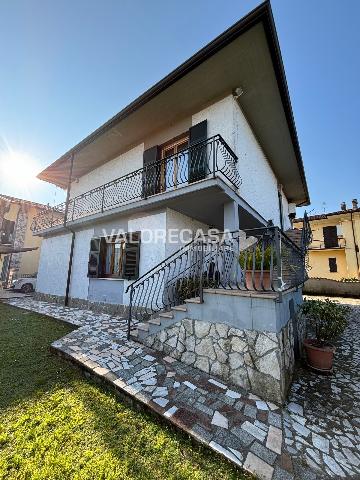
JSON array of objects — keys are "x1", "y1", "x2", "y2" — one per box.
[
  {"x1": 303, "y1": 278, "x2": 360, "y2": 297},
  {"x1": 36, "y1": 232, "x2": 72, "y2": 296}
]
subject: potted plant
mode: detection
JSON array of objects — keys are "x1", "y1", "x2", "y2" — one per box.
[
  {"x1": 300, "y1": 299, "x2": 349, "y2": 372},
  {"x1": 239, "y1": 244, "x2": 274, "y2": 290}
]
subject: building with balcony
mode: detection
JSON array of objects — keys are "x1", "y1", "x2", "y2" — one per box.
[
  {"x1": 32, "y1": 2, "x2": 310, "y2": 403},
  {"x1": 294, "y1": 199, "x2": 360, "y2": 281},
  {"x1": 0, "y1": 194, "x2": 45, "y2": 288}
]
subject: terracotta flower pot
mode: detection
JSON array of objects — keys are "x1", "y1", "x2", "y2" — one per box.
[
  {"x1": 245, "y1": 270, "x2": 272, "y2": 290},
  {"x1": 303, "y1": 338, "x2": 335, "y2": 372}
]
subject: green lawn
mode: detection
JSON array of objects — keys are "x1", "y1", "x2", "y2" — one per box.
[{"x1": 0, "y1": 302, "x2": 250, "y2": 480}]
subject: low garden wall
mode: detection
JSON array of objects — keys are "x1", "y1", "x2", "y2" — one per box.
[{"x1": 304, "y1": 278, "x2": 360, "y2": 298}]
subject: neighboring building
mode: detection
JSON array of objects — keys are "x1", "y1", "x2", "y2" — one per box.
[
  {"x1": 31, "y1": 2, "x2": 310, "y2": 403},
  {"x1": 294, "y1": 199, "x2": 360, "y2": 281},
  {"x1": 0, "y1": 194, "x2": 45, "y2": 287}
]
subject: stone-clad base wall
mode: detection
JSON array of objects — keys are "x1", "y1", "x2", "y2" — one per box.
[
  {"x1": 143, "y1": 318, "x2": 295, "y2": 404},
  {"x1": 34, "y1": 292, "x2": 129, "y2": 316}
]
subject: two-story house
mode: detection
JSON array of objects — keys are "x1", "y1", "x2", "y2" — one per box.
[
  {"x1": 32, "y1": 2, "x2": 310, "y2": 403},
  {"x1": 294, "y1": 199, "x2": 360, "y2": 281},
  {"x1": 0, "y1": 194, "x2": 44, "y2": 289}
]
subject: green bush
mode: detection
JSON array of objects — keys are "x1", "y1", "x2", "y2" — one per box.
[{"x1": 300, "y1": 298, "x2": 350, "y2": 345}]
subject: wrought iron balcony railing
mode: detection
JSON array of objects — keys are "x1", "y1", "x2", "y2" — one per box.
[
  {"x1": 126, "y1": 226, "x2": 307, "y2": 336},
  {"x1": 31, "y1": 135, "x2": 241, "y2": 234}
]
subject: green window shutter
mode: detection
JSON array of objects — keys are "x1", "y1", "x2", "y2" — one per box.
[
  {"x1": 188, "y1": 120, "x2": 207, "y2": 183},
  {"x1": 123, "y1": 232, "x2": 141, "y2": 280},
  {"x1": 88, "y1": 237, "x2": 102, "y2": 277}
]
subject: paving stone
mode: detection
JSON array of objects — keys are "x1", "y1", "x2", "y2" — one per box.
[
  {"x1": 243, "y1": 452, "x2": 274, "y2": 480},
  {"x1": 211, "y1": 411, "x2": 229, "y2": 429},
  {"x1": 241, "y1": 421, "x2": 267, "y2": 442},
  {"x1": 266, "y1": 425, "x2": 282, "y2": 454},
  {"x1": 244, "y1": 404, "x2": 257, "y2": 419},
  {"x1": 312, "y1": 433, "x2": 329, "y2": 453},
  {"x1": 250, "y1": 441, "x2": 277, "y2": 465}
]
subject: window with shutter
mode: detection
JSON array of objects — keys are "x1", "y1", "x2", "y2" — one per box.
[
  {"x1": 188, "y1": 120, "x2": 207, "y2": 183},
  {"x1": 123, "y1": 232, "x2": 141, "y2": 280},
  {"x1": 87, "y1": 232, "x2": 140, "y2": 280},
  {"x1": 88, "y1": 238, "x2": 101, "y2": 277},
  {"x1": 323, "y1": 226, "x2": 338, "y2": 248},
  {"x1": 329, "y1": 257, "x2": 337, "y2": 273}
]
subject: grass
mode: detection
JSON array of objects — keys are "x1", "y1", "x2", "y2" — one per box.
[{"x1": 0, "y1": 302, "x2": 250, "y2": 480}]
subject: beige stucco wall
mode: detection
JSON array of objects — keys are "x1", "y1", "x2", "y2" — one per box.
[
  {"x1": 18, "y1": 205, "x2": 43, "y2": 276},
  {"x1": 0, "y1": 201, "x2": 44, "y2": 282},
  {"x1": 294, "y1": 211, "x2": 360, "y2": 280}
]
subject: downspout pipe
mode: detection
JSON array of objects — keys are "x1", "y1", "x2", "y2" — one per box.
[
  {"x1": 64, "y1": 153, "x2": 75, "y2": 307},
  {"x1": 64, "y1": 228, "x2": 75, "y2": 307}
]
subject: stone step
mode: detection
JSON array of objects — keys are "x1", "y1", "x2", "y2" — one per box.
[
  {"x1": 185, "y1": 297, "x2": 201, "y2": 304},
  {"x1": 171, "y1": 305, "x2": 187, "y2": 312},
  {"x1": 149, "y1": 317, "x2": 161, "y2": 325},
  {"x1": 159, "y1": 312, "x2": 174, "y2": 319},
  {"x1": 137, "y1": 322, "x2": 150, "y2": 332}
]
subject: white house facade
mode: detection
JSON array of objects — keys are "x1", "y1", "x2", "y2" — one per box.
[{"x1": 32, "y1": 4, "x2": 310, "y2": 403}]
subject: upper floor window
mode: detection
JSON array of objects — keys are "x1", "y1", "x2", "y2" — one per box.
[
  {"x1": 323, "y1": 226, "x2": 338, "y2": 248},
  {"x1": 0, "y1": 219, "x2": 15, "y2": 245}
]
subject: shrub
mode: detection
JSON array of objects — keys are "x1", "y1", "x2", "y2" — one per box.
[{"x1": 300, "y1": 298, "x2": 350, "y2": 346}]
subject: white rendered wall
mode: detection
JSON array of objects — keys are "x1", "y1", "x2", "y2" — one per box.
[
  {"x1": 36, "y1": 232, "x2": 72, "y2": 296},
  {"x1": 70, "y1": 143, "x2": 144, "y2": 198},
  {"x1": 69, "y1": 228, "x2": 94, "y2": 300},
  {"x1": 192, "y1": 94, "x2": 291, "y2": 228},
  {"x1": 165, "y1": 208, "x2": 209, "y2": 257}
]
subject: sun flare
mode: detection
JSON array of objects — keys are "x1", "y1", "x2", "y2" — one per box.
[{"x1": 0, "y1": 150, "x2": 40, "y2": 189}]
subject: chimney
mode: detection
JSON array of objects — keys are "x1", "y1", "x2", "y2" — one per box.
[
  {"x1": 352, "y1": 198, "x2": 358, "y2": 210},
  {"x1": 341, "y1": 202, "x2": 347, "y2": 211}
]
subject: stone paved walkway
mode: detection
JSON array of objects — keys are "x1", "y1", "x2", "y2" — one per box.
[{"x1": 4, "y1": 297, "x2": 360, "y2": 479}]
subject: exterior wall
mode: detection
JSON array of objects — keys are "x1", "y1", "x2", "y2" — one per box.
[
  {"x1": 294, "y1": 211, "x2": 360, "y2": 280},
  {"x1": 69, "y1": 228, "x2": 94, "y2": 300},
  {"x1": 67, "y1": 94, "x2": 290, "y2": 231},
  {"x1": 18, "y1": 205, "x2": 43, "y2": 276},
  {"x1": 307, "y1": 249, "x2": 347, "y2": 280},
  {"x1": 0, "y1": 201, "x2": 43, "y2": 285},
  {"x1": 36, "y1": 232, "x2": 72, "y2": 296},
  {"x1": 70, "y1": 144, "x2": 144, "y2": 198},
  {"x1": 303, "y1": 278, "x2": 360, "y2": 297},
  {"x1": 165, "y1": 208, "x2": 209, "y2": 257},
  {"x1": 192, "y1": 94, "x2": 291, "y2": 228}
]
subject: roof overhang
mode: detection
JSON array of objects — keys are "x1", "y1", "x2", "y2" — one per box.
[{"x1": 38, "y1": 1, "x2": 309, "y2": 206}]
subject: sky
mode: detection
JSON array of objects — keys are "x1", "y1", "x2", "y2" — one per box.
[{"x1": 0, "y1": 0, "x2": 359, "y2": 215}]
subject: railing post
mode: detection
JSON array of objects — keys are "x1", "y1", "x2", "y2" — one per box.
[
  {"x1": 101, "y1": 184, "x2": 105, "y2": 213},
  {"x1": 199, "y1": 242, "x2": 204, "y2": 303},
  {"x1": 127, "y1": 286, "x2": 133, "y2": 341},
  {"x1": 274, "y1": 227, "x2": 283, "y2": 303},
  {"x1": 212, "y1": 137, "x2": 216, "y2": 178},
  {"x1": 72, "y1": 198, "x2": 76, "y2": 221}
]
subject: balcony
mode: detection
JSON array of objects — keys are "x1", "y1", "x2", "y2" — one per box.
[
  {"x1": 309, "y1": 237, "x2": 346, "y2": 250},
  {"x1": 31, "y1": 135, "x2": 241, "y2": 234}
]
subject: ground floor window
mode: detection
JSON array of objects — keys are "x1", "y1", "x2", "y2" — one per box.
[
  {"x1": 88, "y1": 232, "x2": 140, "y2": 280},
  {"x1": 328, "y1": 257, "x2": 337, "y2": 273}
]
